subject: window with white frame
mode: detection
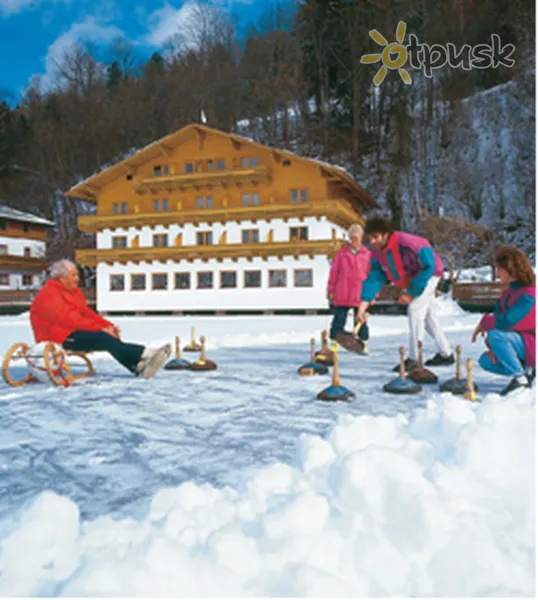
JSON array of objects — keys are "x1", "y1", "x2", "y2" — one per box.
[
  {"x1": 289, "y1": 226, "x2": 308, "y2": 241},
  {"x1": 153, "y1": 234, "x2": 168, "y2": 247},
  {"x1": 244, "y1": 270, "x2": 261, "y2": 288},
  {"x1": 241, "y1": 229, "x2": 259, "y2": 244},
  {"x1": 152, "y1": 273, "x2": 168, "y2": 290},
  {"x1": 110, "y1": 275, "x2": 125, "y2": 291},
  {"x1": 269, "y1": 270, "x2": 287, "y2": 288},
  {"x1": 131, "y1": 274, "x2": 146, "y2": 291},
  {"x1": 175, "y1": 273, "x2": 190, "y2": 289},
  {"x1": 197, "y1": 272, "x2": 213, "y2": 289},
  {"x1": 220, "y1": 271, "x2": 237, "y2": 288},
  {"x1": 294, "y1": 269, "x2": 313, "y2": 287},
  {"x1": 197, "y1": 231, "x2": 213, "y2": 245},
  {"x1": 112, "y1": 236, "x2": 128, "y2": 249}
]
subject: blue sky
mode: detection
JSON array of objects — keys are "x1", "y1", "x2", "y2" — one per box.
[{"x1": 0, "y1": 0, "x2": 276, "y2": 105}]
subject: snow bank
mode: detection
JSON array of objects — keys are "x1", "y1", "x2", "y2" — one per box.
[{"x1": 0, "y1": 389, "x2": 533, "y2": 597}]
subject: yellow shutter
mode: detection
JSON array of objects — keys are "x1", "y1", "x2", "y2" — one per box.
[
  {"x1": 219, "y1": 231, "x2": 227, "y2": 244},
  {"x1": 175, "y1": 233, "x2": 182, "y2": 246},
  {"x1": 130, "y1": 235, "x2": 139, "y2": 248}
]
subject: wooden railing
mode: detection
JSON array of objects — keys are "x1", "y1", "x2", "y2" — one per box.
[{"x1": 451, "y1": 281, "x2": 505, "y2": 306}]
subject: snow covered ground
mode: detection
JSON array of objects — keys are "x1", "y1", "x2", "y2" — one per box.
[{"x1": 0, "y1": 297, "x2": 534, "y2": 596}]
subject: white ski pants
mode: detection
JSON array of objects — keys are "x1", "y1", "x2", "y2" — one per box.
[{"x1": 408, "y1": 276, "x2": 451, "y2": 360}]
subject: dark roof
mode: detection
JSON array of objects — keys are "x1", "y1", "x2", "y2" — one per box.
[{"x1": 0, "y1": 204, "x2": 54, "y2": 227}]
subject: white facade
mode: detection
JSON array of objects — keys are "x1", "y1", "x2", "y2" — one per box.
[
  {"x1": 96, "y1": 217, "x2": 347, "y2": 313},
  {"x1": 0, "y1": 236, "x2": 46, "y2": 291}
]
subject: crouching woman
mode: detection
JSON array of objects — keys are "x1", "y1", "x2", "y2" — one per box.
[{"x1": 472, "y1": 246, "x2": 535, "y2": 396}]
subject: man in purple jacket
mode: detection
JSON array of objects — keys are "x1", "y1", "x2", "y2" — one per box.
[{"x1": 357, "y1": 216, "x2": 453, "y2": 371}]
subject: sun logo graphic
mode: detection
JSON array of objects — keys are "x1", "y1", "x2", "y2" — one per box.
[{"x1": 361, "y1": 21, "x2": 412, "y2": 87}]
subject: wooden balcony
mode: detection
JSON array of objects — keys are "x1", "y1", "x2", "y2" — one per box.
[
  {"x1": 77, "y1": 200, "x2": 362, "y2": 234},
  {"x1": 133, "y1": 165, "x2": 271, "y2": 194},
  {"x1": 75, "y1": 239, "x2": 345, "y2": 267},
  {"x1": 0, "y1": 255, "x2": 47, "y2": 271}
]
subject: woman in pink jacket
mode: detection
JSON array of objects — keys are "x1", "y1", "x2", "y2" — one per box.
[
  {"x1": 327, "y1": 224, "x2": 371, "y2": 340},
  {"x1": 472, "y1": 246, "x2": 535, "y2": 396}
]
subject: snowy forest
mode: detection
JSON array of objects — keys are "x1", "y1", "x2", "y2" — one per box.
[{"x1": 0, "y1": 0, "x2": 535, "y2": 265}]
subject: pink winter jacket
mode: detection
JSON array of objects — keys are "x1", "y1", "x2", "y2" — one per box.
[{"x1": 327, "y1": 244, "x2": 371, "y2": 307}]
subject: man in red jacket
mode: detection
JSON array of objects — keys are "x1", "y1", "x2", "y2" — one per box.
[{"x1": 30, "y1": 260, "x2": 171, "y2": 379}]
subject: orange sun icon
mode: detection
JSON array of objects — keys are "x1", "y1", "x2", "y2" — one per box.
[{"x1": 361, "y1": 21, "x2": 412, "y2": 87}]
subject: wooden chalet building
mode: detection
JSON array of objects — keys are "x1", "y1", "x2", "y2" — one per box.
[
  {"x1": 0, "y1": 204, "x2": 53, "y2": 291},
  {"x1": 67, "y1": 124, "x2": 376, "y2": 314}
]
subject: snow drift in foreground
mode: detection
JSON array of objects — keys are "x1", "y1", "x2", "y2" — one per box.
[{"x1": 0, "y1": 389, "x2": 534, "y2": 597}]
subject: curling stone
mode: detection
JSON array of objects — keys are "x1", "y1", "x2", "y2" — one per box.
[
  {"x1": 315, "y1": 329, "x2": 335, "y2": 367},
  {"x1": 408, "y1": 341, "x2": 438, "y2": 384},
  {"x1": 439, "y1": 345, "x2": 478, "y2": 394},
  {"x1": 298, "y1": 338, "x2": 329, "y2": 376},
  {"x1": 317, "y1": 351, "x2": 355, "y2": 402},
  {"x1": 164, "y1": 336, "x2": 191, "y2": 370},
  {"x1": 183, "y1": 327, "x2": 202, "y2": 352},
  {"x1": 189, "y1": 336, "x2": 217, "y2": 371},
  {"x1": 383, "y1": 346, "x2": 422, "y2": 394}
]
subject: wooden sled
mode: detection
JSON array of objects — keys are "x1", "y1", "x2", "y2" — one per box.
[{"x1": 2, "y1": 342, "x2": 96, "y2": 388}]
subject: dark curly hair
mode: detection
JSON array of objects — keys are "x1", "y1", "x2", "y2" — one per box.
[
  {"x1": 495, "y1": 246, "x2": 535, "y2": 286},
  {"x1": 364, "y1": 215, "x2": 394, "y2": 236}
]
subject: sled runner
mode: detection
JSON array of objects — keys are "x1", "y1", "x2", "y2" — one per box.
[{"x1": 2, "y1": 341, "x2": 96, "y2": 387}]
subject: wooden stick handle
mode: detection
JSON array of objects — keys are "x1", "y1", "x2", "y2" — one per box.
[
  {"x1": 399, "y1": 346, "x2": 406, "y2": 379},
  {"x1": 191, "y1": 327, "x2": 196, "y2": 344},
  {"x1": 175, "y1": 336, "x2": 180, "y2": 361},
  {"x1": 310, "y1": 338, "x2": 316, "y2": 362},
  {"x1": 417, "y1": 340, "x2": 423, "y2": 369},
  {"x1": 332, "y1": 351, "x2": 341, "y2": 387},
  {"x1": 466, "y1": 358, "x2": 473, "y2": 390},
  {"x1": 455, "y1": 345, "x2": 462, "y2": 380},
  {"x1": 322, "y1": 329, "x2": 328, "y2": 351},
  {"x1": 200, "y1": 336, "x2": 206, "y2": 361}
]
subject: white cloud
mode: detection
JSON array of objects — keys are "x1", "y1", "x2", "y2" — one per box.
[
  {"x1": 144, "y1": 1, "x2": 199, "y2": 48},
  {"x1": 144, "y1": 0, "x2": 253, "y2": 49},
  {"x1": 37, "y1": 16, "x2": 125, "y2": 90},
  {"x1": 0, "y1": 0, "x2": 70, "y2": 17}
]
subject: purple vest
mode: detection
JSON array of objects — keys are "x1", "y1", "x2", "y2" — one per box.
[{"x1": 481, "y1": 285, "x2": 536, "y2": 367}]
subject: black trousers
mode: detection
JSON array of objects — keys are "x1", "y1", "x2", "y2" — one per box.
[
  {"x1": 63, "y1": 331, "x2": 145, "y2": 374},
  {"x1": 329, "y1": 306, "x2": 370, "y2": 341}
]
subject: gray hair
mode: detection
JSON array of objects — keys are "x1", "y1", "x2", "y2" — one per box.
[
  {"x1": 50, "y1": 259, "x2": 77, "y2": 279},
  {"x1": 348, "y1": 223, "x2": 364, "y2": 238}
]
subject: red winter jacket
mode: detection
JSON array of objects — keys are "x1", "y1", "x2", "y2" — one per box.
[
  {"x1": 327, "y1": 244, "x2": 371, "y2": 307},
  {"x1": 30, "y1": 279, "x2": 113, "y2": 344}
]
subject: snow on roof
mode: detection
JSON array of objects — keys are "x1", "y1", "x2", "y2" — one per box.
[{"x1": 0, "y1": 204, "x2": 54, "y2": 227}]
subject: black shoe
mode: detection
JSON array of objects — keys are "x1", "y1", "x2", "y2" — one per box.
[
  {"x1": 392, "y1": 358, "x2": 419, "y2": 373},
  {"x1": 526, "y1": 368, "x2": 536, "y2": 386},
  {"x1": 500, "y1": 377, "x2": 529, "y2": 397},
  {"x1": 425, "y1": 353, "x2": 455, "y2": 367}
]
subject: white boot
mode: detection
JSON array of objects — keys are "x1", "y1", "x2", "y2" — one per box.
[{"x1": 136, "y1": 344, "x2": 172, "y2": 379}]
